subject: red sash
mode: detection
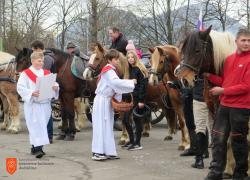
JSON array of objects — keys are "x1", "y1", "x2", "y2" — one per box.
[
  {"x1": 97, "y1": 64, "x2": 116, "y2": 84},
  {"x1": 24, "y1": 68, "x2": 51, "y2": 83}
]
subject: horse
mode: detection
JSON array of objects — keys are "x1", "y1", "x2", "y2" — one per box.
[
  {"x1": 148, "y1": 45, "x2": 190, "y2": 150},
  {"x1": 83, "y1": 43, "x2": 189, "y2": 150},
  {"x1": 174, "y1": 26, "x2": 250, "y2": 177},
  {"x1": 0, "y1": 52, "x2": 21, "y2": 133},
  {"x1": 15, "y1": 48, "x2": 92, "y2": 140},
  {"x1": 175, "y1": 25, "x2": 236, "y2": 88}
]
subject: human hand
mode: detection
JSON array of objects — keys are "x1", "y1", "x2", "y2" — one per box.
[
  {"x1": 52, "y1": 85, "x2": 59, "y2": 91},
  {"x1": 138, "y1": 102, "x2": 144, "y2": 108},
  {"x1": 32, "y1": 90, "x2": 39, "y2": 97},
  {"x1": 209, "y1": 87, "x2": 224, "y2": 96},
  {"x1": 133, "y1": 79, "x2": 137, "y2": 84}
]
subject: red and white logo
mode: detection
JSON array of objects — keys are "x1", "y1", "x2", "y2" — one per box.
[{"x1": 6, "y1": 158, "x2": 17, "y2": 175}]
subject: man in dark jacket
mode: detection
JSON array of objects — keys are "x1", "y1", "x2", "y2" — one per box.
[
  {"x1": 109, "y1": 27, "x2": 128, "y2": 55},
  {"x1": 31, "y1": 40, "x2": 54, "y2": 144}
]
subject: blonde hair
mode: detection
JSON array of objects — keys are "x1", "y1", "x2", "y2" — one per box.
[
  {"x1": 126, "y1": 50, "x2": 148, "y2": 78},
  {"x1": 30, "y1": 51, "x2": 44, "y2": 61},
  {"x1": 210, "y1": 30, "x2": 236, "y2": 75}
]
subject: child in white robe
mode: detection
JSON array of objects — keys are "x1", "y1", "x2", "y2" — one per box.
[
  {"x1": 91, "y1": 49, "x2": 136, "y2": 161},
  {"x1": 17, "y1": 52, "x2": 59, "y2": 158}
]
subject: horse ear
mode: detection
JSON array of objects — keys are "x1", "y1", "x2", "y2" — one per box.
[
  {"x1": 200, "y1": 25, "x2": 212, "y2": 39},
  {"x1": 96, "y1": 43, "x2": 104, "y2": 53},
  {"x1": 23, "y1": 48, "x2": 29, "y2": 55},
  {"x1": 148, "y1": 47, "x2": 155, "y2": 53},
  {"x1": 15, "y1": 47, "x2": 21, "y2": 52},
  {"x1": 156, "y1": 47, "x2": 164, "y2": 55}
]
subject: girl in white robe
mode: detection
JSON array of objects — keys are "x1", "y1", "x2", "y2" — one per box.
[
  {"x1": 17, "y1": 52, "x2": 59, "y2": 158},
  {"x1": 92, "y1": 49, "x2": 136, "y2": 161}
]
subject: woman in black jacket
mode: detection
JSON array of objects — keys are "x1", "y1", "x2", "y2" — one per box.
[{"x1": 121, "y1": 50, "x2": 148, "y2": 151}]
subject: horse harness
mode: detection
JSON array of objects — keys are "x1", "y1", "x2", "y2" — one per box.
[{"x1": 181, "y1": 39, "x2": 209, "y2": 76}]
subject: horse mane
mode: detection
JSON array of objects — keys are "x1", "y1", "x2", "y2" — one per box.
[
  {"x1": 152, "y1": 45, "x2": 180, "y2": 77},
  {"x1": 210, "y1": 30, "x2": 236, "y2": 75},
  {"x1": 0, "y1": 52, "x2": 15, "y2": 71},
  {"x1": 47, "y1": 48, "x2": 70, "y2": 60},
  {"x1": 117, "y1": 53, "x2": 129, "y2": 79}
]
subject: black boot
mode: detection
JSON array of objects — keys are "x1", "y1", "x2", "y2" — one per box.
[
  {"x1": 180, "y1": 129, "x2": 197, "y2": 156},
  {"x1": 191, "y1": 155, "x2": 204, "y2": 169},
  {"x1": 204, "y1": 171, "x2": 223, "y2": 180},
  {"x1": 203, "y1": 129, "x2": 209, "y2": 158},
  {"x1": 191, "y1": 132, "x2": 205, "y2": 169},
  {"x1": 56, "y1": 131, "x2": 66, "y2": 140}
]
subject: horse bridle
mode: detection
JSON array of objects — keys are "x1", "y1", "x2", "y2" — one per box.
[
  {"x1": 180, "y1": 39, "x2": 209, "y2": 76},
  {"x1": 87, "y1": 55, "x2": 106, "y2": 78},
  {"x1": 149, "y1": 54, "x2": 170, "y2": 78}
]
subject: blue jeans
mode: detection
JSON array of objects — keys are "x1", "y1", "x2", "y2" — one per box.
[{"x1": 47, "y1": 115, "x2": 53, "y2": 140}]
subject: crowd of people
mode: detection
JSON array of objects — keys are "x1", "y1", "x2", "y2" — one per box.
[{"x1": 16, "y1": 26, "x2": 250, "y2": 180}]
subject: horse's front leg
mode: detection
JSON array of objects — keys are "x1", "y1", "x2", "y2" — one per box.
[
  {"x1": 63, "y1": 93, "x2": 76, "y2": 141},
  {"x1": 164, "y1": 109, "x2": 175, "y2": 141},
  {"x1": 0, "y1": 94, "x2": 9, "y2": 130},
  {"x1": 118, "y1": 112, "x2": 129, "y2": 145},
  {"x1": 177, "y1": 111, "x2": 190, "y2": 150},
  {"x1": 6, "y1": 93, "x2": 21, "y2": 134},
  {"x1": 74, "y1": 97, "x2": 89, "y2": 130}
]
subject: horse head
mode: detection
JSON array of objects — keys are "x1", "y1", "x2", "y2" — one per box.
[
  {"x1": 83, "y1": 42, "x2": 107, "y2": 80},
  {"x1": 83, "y1": 43, "x2": 129, "y2": 80},
  {"x1": 149, "y1": 45, "x2": 180, "y2": 85},
  {"x1": 175, "y1": 26, "x2": 215, "y2": 88},
  {"x1": 15, "y1": 48, "x2": 33, "y2": 72}
]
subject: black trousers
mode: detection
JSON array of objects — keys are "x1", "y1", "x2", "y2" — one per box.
[
  {"x1": 122, "y1": 106, "x2": 143, "y2": 145},
  {"x1": 181, "y1": 88, "x2": 195, "y2": 131},
  {"x1": 209, "y1": 105, "x2": 250, "y2": 177}
]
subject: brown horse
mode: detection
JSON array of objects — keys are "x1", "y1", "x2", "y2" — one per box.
[
  {"x1": 148, "y1": 45, "x2": 189, "y2": 150},
  {"x1": 15, "y1": 48, "x2": 92, "y2": 140},
  {"x1": 83, "y1": 43, "x2": 189, "y2": 150},
  {"x1": 0, "y1": 52, "x2": 20, "y2": 133}
]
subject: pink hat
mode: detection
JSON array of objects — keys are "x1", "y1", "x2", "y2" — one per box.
[{"x1": 126, "y1": 40, "x2": 136, "y2": 51}]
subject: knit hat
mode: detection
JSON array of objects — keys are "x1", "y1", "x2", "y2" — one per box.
[
  {"x1": 126, "y1": 40, "x2": 136, "y2": 51},
  {"x1": 66, "y1": 42, "x2": 76, "y2": 49}
]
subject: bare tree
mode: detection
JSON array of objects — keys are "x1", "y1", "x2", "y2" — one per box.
[
  {"x1": 238, "y1": 0, "x2": 250, "y2": 29},
  {"x1": 87, "y1": 0, "x2": 113, "y2": 43},
  {"x1": 53, "y1": 0, "x2": 80, "y2": 50}
]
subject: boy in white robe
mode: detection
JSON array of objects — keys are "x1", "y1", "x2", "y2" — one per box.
[
  {"x1": 92, "y1": 49, "x2": 136, "y2": 161},
  {"x1": 17, "y1": 52, "x2": 59, "y2": 158}
]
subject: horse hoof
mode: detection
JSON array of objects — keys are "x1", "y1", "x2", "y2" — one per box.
[
  {"x1": 1, "y1": 124, "x2": 7, "y2": 130},
  {"x1": 178, "y1": 145, "x2": 185, "y2": 151},
  {"x1": 75, "y1": 127, "x2": 81, "y2": 132},
  {"x1": 10, "y1": 129, "x2": 19, "y2": 134},
  {"x1": 164, "y1": 136, "x2": 173, "y2": 141},
  {"x1": 118, "y1": 140, "x2": 126, "y2": 145},
  {"x1": 142, "y1": 132, "x2": 150, "y2": 137}
]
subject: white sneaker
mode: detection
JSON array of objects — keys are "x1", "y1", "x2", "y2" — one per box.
[
  {"x1": 92, "y1": 153, "x2": 107, "y2": 161},
  {"x1": 127, "y1": 144, "x2": 143, "y2": 151}
]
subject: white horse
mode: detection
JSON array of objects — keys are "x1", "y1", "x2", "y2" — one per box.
[{"x1": 0, "y1": 52, "x2": 21, "y2": 133}]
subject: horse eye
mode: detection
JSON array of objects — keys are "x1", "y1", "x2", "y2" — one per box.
[{"x1": 195, "y1": 50, "x2": 200, "y2": 54}]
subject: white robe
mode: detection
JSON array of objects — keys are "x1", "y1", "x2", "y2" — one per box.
[
  {"x1": 92, "y1": 64, "x2": 135, "y2": 156},
  {"x1": 17, "y1": 66, "x2": 59, "y2": 147}
]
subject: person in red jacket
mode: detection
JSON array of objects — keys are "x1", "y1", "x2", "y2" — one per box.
[{"x1": 204, "y1": 29, "x2": 250, "y2": 180}]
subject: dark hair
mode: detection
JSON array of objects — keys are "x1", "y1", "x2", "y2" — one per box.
[
  {"x1": 236, "y1": 29, "x2": 250, "y2": 39},
  {"x1": 31, "y1": 40, "x2": 44, "y2": 50},
  {"x1": 105, "y1": 49, "x2": 120, "y2": 61},
  {"x1": 111, "y1": 27, "x2": 120, "y2": 33}
]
